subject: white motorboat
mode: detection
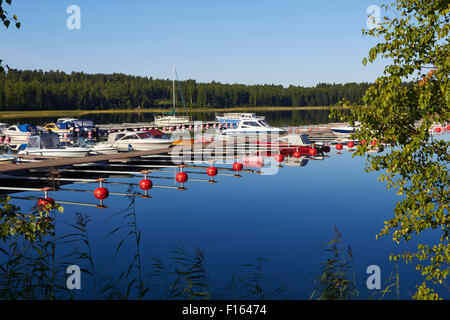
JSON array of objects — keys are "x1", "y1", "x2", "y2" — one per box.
[
  {"x1": 219, "y1": 118, "x2": 285, "y2": 136},
  {"x1": 18, "y1": 133, "x2": 90, "y2": 157},
  {"x1": 107, "y1": 130, "x2": 173, "y2": 151},
  {"x1": 215, "y1": 113, "x2": 264, "y2": 125},
  {"x1": 154, "y1": 114, "x2": 190, "y2": 126},
  {"x1": 4, "y1": 124, "x2": 39, "y2": 139},
  {"x1": 330, "y1": 122, "x2": 360, "y2": 136}
]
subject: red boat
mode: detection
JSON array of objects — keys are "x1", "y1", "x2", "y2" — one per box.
[{"x1": 250, "y1": 134, "x2": 318, "y2": 156}]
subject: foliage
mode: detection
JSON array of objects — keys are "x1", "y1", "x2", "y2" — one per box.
[
  {"x1": 0, "y1": 69, "x2": 372, "y2": 110},
  {"x1": 226, "y1": 257, "x2": 295, "y2": 300},
  {"x1": 0, "y1": 0, "x2": 20, "y2": 73},
  {"x1": 0, "y1": 196, "x2": 68, "y2": 299},
  {"x1": 0, "y1": 196, "x2": 62, "y2": 242},
  {"x1": 332, "y1": 0, "x2": 449, "y2": 299},
  {"x1": 310, "y1": 227, "x2": 359, "y2": 300}
]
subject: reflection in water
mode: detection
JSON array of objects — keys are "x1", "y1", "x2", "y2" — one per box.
[
  {"x1": 2, "y1": 109, "x2": 338, "y2": 127},
  {"x1": 0, "y1": 137, "x2": 328, "y2": 299}
]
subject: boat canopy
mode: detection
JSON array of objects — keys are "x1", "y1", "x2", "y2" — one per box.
[
  {"x1": 27, "y1": 133, "x2": 61, "y2": 149},
  {"x1": 73, "y1": 119, "x2": 95, "y2": 127},
  {"x1": 148, "y1": 129, "x2": 165, "y2": 136},
  {"x1": 17, "y1": 124, "x2": 37, "y2": 132},
  {"x1": 56, "y1": 122, "x2": 75, "y2": 130}
]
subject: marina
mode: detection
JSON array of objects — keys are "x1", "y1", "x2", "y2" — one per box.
[{"x1": 0, "y1": 0, "x2": 448, "y2": 303}]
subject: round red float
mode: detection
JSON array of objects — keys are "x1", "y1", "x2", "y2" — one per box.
[
  {"x1": 176, "y1": 172, "x2": 188, "y2": 183},
  {"x1": 336, "y1": 144, "x2": 343, "y2": 151},
  {"x1": 275, "y1": 154, "x2": 284, "y2": 162},
  {"x1": 309, "y1": 148, "x2": 317, "y2": 156},
  {"x1": 292, "y1": 151, "x2": 301, "y2": 158},
  {"x1": 206, "y1": 167, "x2": 218, "y2": 177},
  {"x1": 435, "y1": 127, "x2": 441, "y2": 133},
  {"x1": 233, "y1": 162, "x2": 243, "y2": 171},
  {"x1": 94, "y1": 187, "x2": 109, "y2": 200},
  {"x1": 371, "y1": 139, "x2": 377, "y2": 146},
  {"x1": 347, "y1": 141, "x2": 355, "y2": 148},
  {"x1": 139, "y1": 179, "x2": 152, "y2": 191}
]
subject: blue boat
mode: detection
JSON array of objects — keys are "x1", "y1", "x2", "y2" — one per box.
[{"x1": 4, "y1": 124, "x2": 39, "y2": 139}]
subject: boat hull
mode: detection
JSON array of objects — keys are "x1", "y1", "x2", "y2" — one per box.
[
  {"x1": 115, "y1": 141, "x2": 172, "y2": 151},
  {"x1": 19, "y1": 149, "x2": 90, "y2": 157}
]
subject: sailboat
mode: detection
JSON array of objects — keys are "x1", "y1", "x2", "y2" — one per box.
[{"x1": 153, "y1": 65, "x2": 190, "y2": 126}]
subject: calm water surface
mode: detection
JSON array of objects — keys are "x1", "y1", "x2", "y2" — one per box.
[
  {"x1": 1, "y1": 148, "x2": 444, "y2": 299},
  {"x1": 2, "y1": 109, "x2": 336, "y2": 127}
]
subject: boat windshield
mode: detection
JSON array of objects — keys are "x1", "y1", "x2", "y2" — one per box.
[
  {"x1": 242, "y1": 121, "x2": 261, "y2": 127},
  {"x1": 137, "y1": 132, "x2": 151, "y2": 139},
  {"x1": 259, "y1": 121, "x2": 271, "y2": 128},
  {"x1": 74, "y1": 120, "x2": 94, "y2": 127},
  {"x1": 301, "y1": 135, "x2": 311, "y2": 144}
]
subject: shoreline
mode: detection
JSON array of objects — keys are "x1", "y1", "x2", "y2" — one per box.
[{"x1": 0, "y1": 106, "x2": 347, "y2": 119}]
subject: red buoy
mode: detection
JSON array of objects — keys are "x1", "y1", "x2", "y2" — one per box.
[
  {"x1": 94, "y1": 187, "x2": 109, "y2": 200},
  {"x1": 206, "y1": 167, "x2": 218, "y2": 177},
  {"x1": 371, "y1": 139, "x2": 377, "y2": 146},
  {"x1": 308, "y1": 148, "x2": 317, "y2": 156},
  {"x1": 275, "y1": 154, "x2": 284, "y2": 162},
  {"x1": 323, "y1": 145, "x2": 330, "y2": 153},
  {"x1": 447, "y1": 125, "x2": 450, "y2": 131},
  {"x1": 176, "y1": 172, "x2": 188, "y2": 183},
  {"x1": 292, "y1": 151, "x2": 301, "y2": 158},
  {"x1": 336, "y1": 144, "x2": 343, "y2": 151},
  {"x1": 347, "y1": 141, "x2": 355, "y2": 148},
  {"x1": 233, "y1": 162, "x2": 243, "y2": 172},
  {"x1": 139, "y1": 179, "x2": 152, "y2": 191},
  {"x1": 38, "y1": 197, "x2": 55, "y2": 209},
  {"x1": 361, "y1": 139, "x2": 366, "y2": 146},
  {"x1": 435, "y1": 127, "x2": 441, "y2": 133}
]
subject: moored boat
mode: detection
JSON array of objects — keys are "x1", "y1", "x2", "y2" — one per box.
[
  {"x1": 154, "y1": 65, "x2": 191, "y2": 126},
  {"x1": 107, "y1": 130, "x2": 173, "y2": 151},
  {"x1": 18, "y1": 133, "x2": 90, "y2": 157},
  {"x1": 251, "y1": 133, "x2": 315, "y2": 155},
  {"x1": 215, "y1": 113, "x2": 264, "y2": 125},
  {"x1": 4, "y1": 124, "x2": 39, "y2": 139},
  {"x1": 219, "y1": 118, "x2": 285, "y2": 136},
  {"x1": 330, "y1": 122, "x2": 359, "y2": 136}
]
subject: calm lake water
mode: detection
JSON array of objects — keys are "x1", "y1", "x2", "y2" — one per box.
[
  {"x1": 2, "y1": 109, "x2": 336, "y2": 127},
  {"x1": 0, "y1": 111, "x2": 447, "y2": 300}
]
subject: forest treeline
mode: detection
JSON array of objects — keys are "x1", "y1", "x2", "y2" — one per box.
[{"x1": 0, "y1": 69, "x2": 373, "y2": 111}]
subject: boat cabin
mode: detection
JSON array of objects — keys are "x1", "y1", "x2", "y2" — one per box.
[{"x1": 26, "y1": 133, "x2": 61, "y2": 150}]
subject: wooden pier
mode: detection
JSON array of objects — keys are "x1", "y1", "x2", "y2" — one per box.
[
  {"x1": 97, "y1": 121, "x2": 222, "y2": 132},
  {"x1": 0, "y1": 147, "x2": 172, "y2": 174}
]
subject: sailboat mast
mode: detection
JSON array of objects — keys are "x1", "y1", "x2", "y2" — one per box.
[{"x1": 172, "y1": 64, "x2": 176, "y2": 112}]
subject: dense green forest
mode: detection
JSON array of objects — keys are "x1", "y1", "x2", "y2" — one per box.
[{"x1": 0, "y1": 69, "x2": 373, "y2": 111}]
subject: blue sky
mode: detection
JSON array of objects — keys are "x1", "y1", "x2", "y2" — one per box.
[{"x1": 0, "y1": 0, "x2": 389, "y2": 86}]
